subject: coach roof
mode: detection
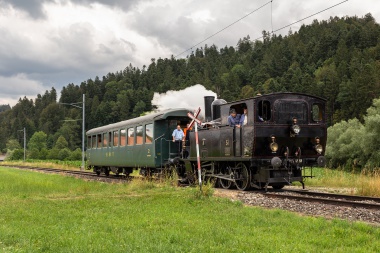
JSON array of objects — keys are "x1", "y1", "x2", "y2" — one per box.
[{"x1": 86, "y1": 108, "x2": 189, "y2": 135}]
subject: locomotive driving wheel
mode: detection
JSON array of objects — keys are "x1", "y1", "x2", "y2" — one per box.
[
  {"x1": 219, "y1": 166, "x2": 233, "y2": 189},
  {"x1": 234, "y1": 162, "x2": 251, "y2": 191}
]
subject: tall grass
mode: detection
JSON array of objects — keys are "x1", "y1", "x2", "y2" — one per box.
[{"x1": 305, "y1": 167, "x2": 380, "y2": 197}]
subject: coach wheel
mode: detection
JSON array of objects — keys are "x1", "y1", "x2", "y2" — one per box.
[
  {"x1": 272, "y1": 185, "x2": 285, "y2": 190},
  {"x1": 104, "y1": 168, "x2": 110, "y2": 177},
  {"x1": 95, "y1": 167, "x2": 101, "y2": 176},
  {"x1": 219, "y1": 167, "x2": 233, "y2": 189},
  {"x1": 235, "y1": 163, "x2": 251, "y2": 191}
]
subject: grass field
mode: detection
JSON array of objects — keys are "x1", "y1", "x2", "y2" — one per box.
[{"x1": 0, "y1": 167, "x2": 379, "y2": 252}]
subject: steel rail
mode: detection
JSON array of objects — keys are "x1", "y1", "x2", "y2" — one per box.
[
  {"x1": 263, "y1": 192, "x2": 380, "y2": 210},
  {"x1": 283, "y1": 189, "x2": 380, "y2": 203}
]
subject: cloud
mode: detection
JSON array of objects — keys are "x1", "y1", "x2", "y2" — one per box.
[
  {"x1": 0, "y1": 74, "x2": 45, "y2": 105},
  {"x1": 0, "y1": 0, "x2": 143, "y2": 19}
]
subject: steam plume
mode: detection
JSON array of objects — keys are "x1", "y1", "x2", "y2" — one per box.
[{"x1": 152, "y1": 84, "x2": 217, "y2": 118}]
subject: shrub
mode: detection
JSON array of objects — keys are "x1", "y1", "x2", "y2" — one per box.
[
  {"x1": 47, "y1": 148, "x2": 60, "y2": 160},
  {"x1": 68, "y1": 148, "x2": 82, "y2": 161},
  {"x1": 58, "y1": 148, "x2": 71, "y2": 161},
  {"x1": 6, "y1": 149, "x2": 25, "y2": 160}
]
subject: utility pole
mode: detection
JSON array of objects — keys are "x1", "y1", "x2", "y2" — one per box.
[
  {"x1": 18, "y1": 128, "x2": 26, "y2": 162},
  {"x1": 23, "y1": 127, "x2": 26, "y2": 162},
  {"x1": 60, "y1": 94, "x2": 86, "y2": 171},
  {"x1": 82, "y1": 94, "x2": 85, "y2": 171}
]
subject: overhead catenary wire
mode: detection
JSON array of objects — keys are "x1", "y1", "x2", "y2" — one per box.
[
  {"x1": 174, "y1": 0, "x2": 273, "y2": 58},
  {"x1": 254, "y1": 0, "x2": 349, "y2": 41},
  {"x1": 174, "y1": 0, "x2": 349, "y2": 58}
]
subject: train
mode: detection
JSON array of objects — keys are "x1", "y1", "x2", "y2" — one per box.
[{"x1": 86, "y1": 92, "x2": 327, "y2": 190}]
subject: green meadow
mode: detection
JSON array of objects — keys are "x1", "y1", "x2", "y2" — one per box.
[{"x1": 0, "y1": 166, "x2": 379, "y2": 252}]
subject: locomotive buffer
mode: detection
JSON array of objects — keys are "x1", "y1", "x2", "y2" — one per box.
[{"x1": 187, "y1": 108, "x2": 202, "y2": 189}]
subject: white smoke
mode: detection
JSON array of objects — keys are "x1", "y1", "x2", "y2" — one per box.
[{"x1": 152, "y1": 84, "x2": 217, "y2": 118}]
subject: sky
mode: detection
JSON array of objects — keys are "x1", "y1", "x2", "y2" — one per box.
[{"x1": 0, "y1": 0, "x2": 378, "y2": 107}]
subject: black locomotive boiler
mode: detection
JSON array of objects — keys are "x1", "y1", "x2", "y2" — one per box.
[
  {"x1": 86, "y1": 92, "x2": 327, "y2": 191},
  {"x1": 178, "y1": 92, "x2": 327, "y2": 190}
]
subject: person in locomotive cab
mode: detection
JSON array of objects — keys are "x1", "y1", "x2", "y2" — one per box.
[
  {"x1": 172, "y1": 124, "x2": 185, "y2": 155},
  {"x1": 228, "y1": 109, "x2": 241, "y2": 128},
  {"x1": 239, "y1": 108, "x2": 248, "y2": 126}
]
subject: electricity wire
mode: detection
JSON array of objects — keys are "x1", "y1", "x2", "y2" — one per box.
[
  {"x1": 174, "y1": 0, "x2": 349, "y2": 58},
  {"x1": 174, "y1": 0, "x2": 272, "y2": 58},
  {"x1": 254, "y1": 0, "x2": 349, "y2": 41}
]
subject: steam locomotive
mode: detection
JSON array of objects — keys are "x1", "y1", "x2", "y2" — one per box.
[{"x1": 86, "y1": 92, "x2": 327, "y2": 190}]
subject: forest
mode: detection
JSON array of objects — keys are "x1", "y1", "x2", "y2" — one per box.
[{"x1": 0, "y1": 13, "x2": 379, "y2": 167}]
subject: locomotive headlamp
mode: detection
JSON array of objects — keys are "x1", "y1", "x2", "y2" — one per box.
[
  {"x1": 315, "y1": 137, "x2": 322, "y2": 154},
  {"x1": 290, "y1": 117, "x2": 301, "y2": 135},
  {"x1": 270, "y1": 135, "x2": 278, "y2": 152},
  {"x1": 315, "y1": 144, "x2": 323, "y2": 154},
  {"x1": 291, "y1": 124, "x2": 301, "y2": 134}
]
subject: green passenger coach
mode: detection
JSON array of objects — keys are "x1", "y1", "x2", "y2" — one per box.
[{"x1": 86, "y1": 109, "x2": 190, "y2": 176}]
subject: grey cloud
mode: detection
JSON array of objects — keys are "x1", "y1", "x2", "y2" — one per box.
[
  {"x1": 2, "y1": 0, "x2": 46, "y2": 18},
  {"x1": 1, "y1": 0, "x2": 143, "y2": 19}
]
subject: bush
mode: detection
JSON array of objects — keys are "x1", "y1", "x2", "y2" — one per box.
[
  {"x1": 68, "y1": 148, "x2": 82, "y2": 161},
  {"x1": 28, "y1": 148, "x2": 40, "y2": 159},
  {"x1": 58, "y1": 148, "x2": 71, "y2": 161},
  {"x1": 6, "y1": 149, "x2": 25, "y2": 160},
  {"x1": 39, "y1": 148, "x2": 49, "y2": 160},
  {"x1": 47, "y1": 148, "x2": 60, "y2": 160}
]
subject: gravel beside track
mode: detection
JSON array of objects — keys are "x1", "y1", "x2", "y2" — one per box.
[{"x1": 215, "y1": 189, "x2": 380, "y2": 226}]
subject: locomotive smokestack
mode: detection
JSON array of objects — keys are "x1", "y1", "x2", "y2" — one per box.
[{"x1": 204, "y1": 96, "x2": 215, "y2": 122}]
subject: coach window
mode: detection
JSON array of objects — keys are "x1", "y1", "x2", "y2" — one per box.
[
  {"x1": 97, "y1": 134, "x2": 102, "y2": 148},
  {"x1": 127, "y1": 127, "x2": 134, "y2": 146},
  {"x1": 145, "y1": 124, "x2": 153, "y2": 144},
  {"x1": 136, "y1": 126, "x2": 143, "y2": 145},
  {"x1": 92, "y1": 135, "x2": 97, "y2": 149},
  {"x1": 103, "y1": 133, "x2": 108, "y2": 147},
  {"x1": 87, "y1": 136, "x2": 92, "y2": 149},
  {"x1": 257, "y1": 100, "x2": 271, "y2": 122},
  {"x1": 120, "y1": 129, "x2": 126, "y2": 146},
  {"x1": 312, "y1": 103, "x2": 323, "y2": 122},
  {"x1": 113, "y1": 130, "x2": 119, "y2": 146}
]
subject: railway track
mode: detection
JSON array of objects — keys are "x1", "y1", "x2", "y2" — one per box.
[
  {"x1": 263, "y1": 189, "x2": 380, "y2": 210},
  {"x1": 3, "y1": 164, "x2": 380, "y2": 210},
  {"x1": 1, "y1": 165, "x2": 130, "y2": 182}
]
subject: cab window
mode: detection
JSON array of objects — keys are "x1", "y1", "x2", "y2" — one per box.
[
  {"x1": 257, "y1": 100, "x2": 271, "y2": 122},
  {"x1": 312, "y1": 103, "x2": 324, "y2": 122}
]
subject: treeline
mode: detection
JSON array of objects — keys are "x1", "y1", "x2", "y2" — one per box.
[
  {"x1": 0, "y1": 14, "x2": 380, "y2": 164},
  {"x1": 326, "y1": 97, "x2": 380, "y2": 169}
]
